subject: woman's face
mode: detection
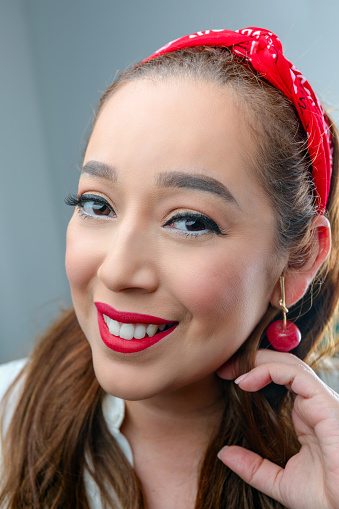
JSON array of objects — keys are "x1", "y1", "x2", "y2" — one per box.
[{"x1": 66, "y1": 79, "x2": 284, "y2": 400}]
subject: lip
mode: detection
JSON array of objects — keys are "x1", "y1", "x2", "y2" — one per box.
[
  {"x1": 94, "y1": 302, "x2": 178, "y2": 353},
  {"x1": 95, "y1": 302, "x2": 174, "y2": 325}
]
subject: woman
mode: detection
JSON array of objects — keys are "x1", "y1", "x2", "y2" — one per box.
[{"x1": 0, "y1": 27, "x2": 338, "y2": 508}]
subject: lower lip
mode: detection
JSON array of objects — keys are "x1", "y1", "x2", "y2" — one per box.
[{"x1": 96, "y1": 310, "x2": 177, "y2": 353}]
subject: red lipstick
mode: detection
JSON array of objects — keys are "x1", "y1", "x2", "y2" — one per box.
[{"x1": 95, "y1": 302, "x2": 178, "y2": 353}]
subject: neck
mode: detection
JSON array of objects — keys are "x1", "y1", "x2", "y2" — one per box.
[
  {"x1": 120, "y1": 375, "x2": 225, "y2": 509},
  {"x1": 121, "y1": 373, "x2": 224, "y2": 445}
]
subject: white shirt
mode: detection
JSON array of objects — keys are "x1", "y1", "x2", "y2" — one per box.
[
  {"x1": 0, "y1": 358, "x2": 133, "y2": 508},
  {"x1": 1, "y1": 357, "x2": 338, "y2": 506}
]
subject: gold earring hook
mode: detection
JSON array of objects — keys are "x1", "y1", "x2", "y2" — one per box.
[{"x1": 279, "y1": 276, "x2": 289, "y2": 329}]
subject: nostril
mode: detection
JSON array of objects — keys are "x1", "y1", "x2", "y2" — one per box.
[{"x1": 97, "y1": 260, "x2": 159, "y2": 294}]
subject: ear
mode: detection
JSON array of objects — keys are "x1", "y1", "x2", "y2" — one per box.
[{"x1": 270, "y1": 215, "x2": 331, "y2": 308}]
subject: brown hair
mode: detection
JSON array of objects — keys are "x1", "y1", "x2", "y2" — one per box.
[{"x1": 1, "y1": 47, "x2": 338, "y2": 508}]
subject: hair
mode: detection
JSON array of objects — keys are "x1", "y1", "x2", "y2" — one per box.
[{"x1": 1, "y1": 47, "x2": 338, "y2": 509}]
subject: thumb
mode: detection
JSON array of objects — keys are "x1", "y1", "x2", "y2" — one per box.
[{"x1": 218, "y1": 445, "x2": 284, "y2": 504}]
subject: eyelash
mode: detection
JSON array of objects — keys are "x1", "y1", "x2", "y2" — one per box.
[
  {"x1": 65, "y1": 193, "x2": 225, "y2": 237},
  {"x1": 163, "y1": 212, "x2": 225, "y2": 237},
  {"x1": 65, "y1": 193, "x2": 115, "y2": 220}
]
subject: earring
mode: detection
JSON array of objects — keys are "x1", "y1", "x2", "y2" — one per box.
[{"x1": 266, "y1": 276, "x2": 301, "y2": 352}]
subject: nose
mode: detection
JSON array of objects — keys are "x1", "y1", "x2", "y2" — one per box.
[{"x1": 97, "y1": 218, "x2": 160, "y2": 294}]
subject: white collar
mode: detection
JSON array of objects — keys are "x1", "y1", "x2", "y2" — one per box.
[{"x1": 102, "y1": 393, "x2": 134, "y2": 465}]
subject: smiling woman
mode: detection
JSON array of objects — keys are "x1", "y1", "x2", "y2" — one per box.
[
  {"x1": 65, "y1": 79, "x2": 279, "y2": 405},
  {"x1": 1, "y1": 28, "x2": 339, "y2": 509}
]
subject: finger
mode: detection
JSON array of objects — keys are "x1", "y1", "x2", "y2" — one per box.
[
  {"x1": 250, "y1": 352, "x2": 339, "y2": 404},
  {"x1": 254, "y1": 349, "x2": 311, "y2": 369},
  {"x1": 217, "y1": 349, "x2": 304, "y2": 381},
  {"x1": 216, "y1": 356, "x2": 240, "y2": 379},
  {"x1": 235, "y1": 361, "x2": 327, "y2": 400},
  {"x1": 218, "y1": 445, "x2": 284, "y2": 504}
]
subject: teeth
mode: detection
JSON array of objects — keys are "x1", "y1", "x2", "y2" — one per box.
[
  {"x1": 103, "y1": 315, "x2": 162, "y2": 340},
  {"x1": 120, "y1": 323, "x2": 134, "y2": 340},
  {"x1": 146, "y1": 324, "x2": 158, "y2": 337},
  {"x1": 108, "y1": 319, "x2": 120, "y2": 336},
  {"x1": 134, "y1": 324, "x2": 147, "y2": 339}
]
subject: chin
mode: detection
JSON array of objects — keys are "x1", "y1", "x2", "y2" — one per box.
[
  {"x1": 97, "y1": 375, "x2": 156, "y2": 401},
  {"x1": 90, "y1": 352, "x2": 170, "y2": 401},
  {"x1": 97, "y1": 378, "x2": 169, "y2": 402}
]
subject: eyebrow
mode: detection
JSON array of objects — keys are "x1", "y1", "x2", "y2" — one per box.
[
  {"x1": 156, "y1": 171, "x2": 239, "y2": 206},
  {"x1": 81, "y1": 160, "x2": 117, "y2": 181},
  {"x1": 81, "y1": 161, "x2": 238, "y2": 207}
]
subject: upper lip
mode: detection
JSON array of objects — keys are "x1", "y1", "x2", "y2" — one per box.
[{"x1": 95, "y1": 301, "x2": 175, "y2": 324}]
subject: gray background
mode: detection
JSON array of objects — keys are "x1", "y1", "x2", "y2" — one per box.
[{"x1": 1, "y1": 0, "x2": 338, "y2": 362}]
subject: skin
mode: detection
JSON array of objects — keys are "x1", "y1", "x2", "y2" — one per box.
[
  {"x1": 66, "y1": 78, "x2": 337, "y2": 508},
  {"x1": 66, "y1": 79, "x2": 282, "y2": 402},
  {"x1": 218, "y1": 350, "x2": 339, "y2": 509}
]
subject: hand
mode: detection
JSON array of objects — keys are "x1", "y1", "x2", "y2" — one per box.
[{"x1": 216, "y1": 350, "x2": 339, "y2": 509}]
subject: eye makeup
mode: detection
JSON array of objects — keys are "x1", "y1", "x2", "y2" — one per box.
[
  {"x1": 65, "y1": 194, "x2": 227, "y2": 237},
  {"x1": 163, "y1": 211, "x2": 226, "y2": 236},
  {"x1": 65, "y1": 193, "x2": 115, "y2": 219}
]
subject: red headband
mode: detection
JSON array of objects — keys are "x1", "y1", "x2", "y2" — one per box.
[{"x1": 143, "y1": 27, "x2": 333, "y2": 213}]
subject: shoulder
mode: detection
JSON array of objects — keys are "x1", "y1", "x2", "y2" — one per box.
[
  {"x1": 0, "y1": 358, "x2": 28, "y2": 400},
  {"x1": 0, "y1": 358, "x2": 29, "y2": 477},
  {"x1": 0, "y1": 358, "x2": 28, "y2": 429},
  {"x1": 316, "y1": 357, "x2": 339, "y2": 393}
]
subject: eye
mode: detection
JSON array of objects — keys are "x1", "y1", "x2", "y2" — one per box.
[
  {"x1": 163, "y1": 212, "x2": 225, "y2": 236},
  {"x1": 65, "y1": 193, "x2": 116, "y2": 219}
]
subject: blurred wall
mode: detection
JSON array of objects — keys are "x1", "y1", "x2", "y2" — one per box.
[{"x1": 1, "y1": 0, "x2": 338, "y2": 362}]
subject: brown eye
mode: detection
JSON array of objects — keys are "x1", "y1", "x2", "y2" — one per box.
[
  {"x1": 167, "y1": 217, "x2": 207, "y2": 232},
  {"x1": 83, "y1": 201, "x2": 112, "y2": 216},
  {"x1": 78, "y1": 194, "x2": 116, "y2": 219},
  {"x1": 163, "y1": 212, "x2": 224, "y2": 236},
  {"x1": 184, "y1": 218, "x2": 207, "y2": 231}
]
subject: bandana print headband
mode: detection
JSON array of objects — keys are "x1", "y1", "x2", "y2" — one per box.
[{"x1": 143, "y1": 27, "x2": 333, "y2": 213}]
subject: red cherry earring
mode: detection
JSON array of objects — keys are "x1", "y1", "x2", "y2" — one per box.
[{"x1": 266, "y1": 276, "x2": 301, "y2": 352}]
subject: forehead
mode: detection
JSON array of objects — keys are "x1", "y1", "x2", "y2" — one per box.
[
  {"x1": 87, "y1": 78, "x2": 253, "y2": 170},
  {"x1": 84, "y1": 78, "x2": 272, "y2": 217}
]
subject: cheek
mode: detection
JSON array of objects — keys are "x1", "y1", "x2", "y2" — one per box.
[
  {"x1": 65, "y1": 220, "x2": 101, "y2": 292},
  {"x1": 166, "y1": 247, "x2": 272, "y2": 329},
  {"x1": 177, "y1": 266, "x2": 238, "y2": 314}
]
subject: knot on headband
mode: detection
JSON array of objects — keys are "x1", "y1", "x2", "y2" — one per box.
[{"x1": 143, "y1": 27, "x2": 333, "y2": 213}]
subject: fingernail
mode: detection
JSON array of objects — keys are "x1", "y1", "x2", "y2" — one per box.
[
  {"x1": 234, "y1": 372, "x2": 249, "y2": 384},
  {"x1": 217, "y1": 446, "x2": 228, "y2": 460}
]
